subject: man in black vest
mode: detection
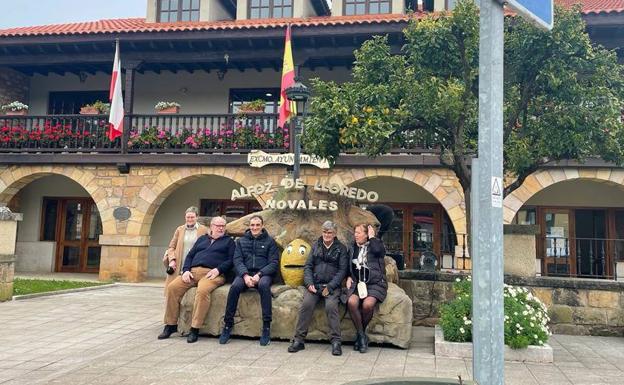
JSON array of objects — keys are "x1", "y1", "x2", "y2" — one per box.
[
  {"x1": 219, "y1": 215, "x2": 279, "y2": 346},
  {"x1": 288, "y1": 220, "x2": 348, "y2": 355},
  {"x1": 158, "y1": 216, "x2": 235, "y2": 343}
]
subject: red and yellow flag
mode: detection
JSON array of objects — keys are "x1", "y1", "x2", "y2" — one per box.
[{"x1": 278, "y1": 25, "x2": 296, "y2": 129}]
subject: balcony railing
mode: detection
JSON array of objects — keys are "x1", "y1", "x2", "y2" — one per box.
[
  {"x1": 0, "y1": 113, "x2": 435, "y2": 155},
  {"x1": 382, "y1": 231, "x2": 470, "y2": 271},
  {"x1": 540, "y1": 236, "x2": 622, "y2": 279}
]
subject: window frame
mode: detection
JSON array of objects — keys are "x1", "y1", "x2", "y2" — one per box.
[
  {"x1": 157, "y1": 0, "x2": 200, "y2": 23},
  {"x1": 248, "y1": 0, "x2": 293, "y2": 19},
  {"x1": 343, "y1": 0, "x2": 392, "y2": 16}
]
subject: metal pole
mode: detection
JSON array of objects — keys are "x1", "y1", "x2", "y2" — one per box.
[
  {"x1": 293, "y1": 117, "x2": 301, "y2": 180},
  {"x1": 472, "y1": 0, "x2": 505, "y2": 384}
]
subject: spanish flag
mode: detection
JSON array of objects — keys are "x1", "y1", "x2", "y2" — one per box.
[{"x1": 278, "y1": 25, "x2": 295, "y2": 129}]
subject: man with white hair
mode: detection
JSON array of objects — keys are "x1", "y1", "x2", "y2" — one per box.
[
  {"x1": 158, "y1": 216, "x2": 235, "y2": 343},
  {"x1": 288, "y1": 220, "x2": 348, "y2": 356}
]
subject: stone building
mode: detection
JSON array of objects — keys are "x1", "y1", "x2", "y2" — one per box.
[{"x1": 0, "y1": 0, "x2": 623, "y2": 286}]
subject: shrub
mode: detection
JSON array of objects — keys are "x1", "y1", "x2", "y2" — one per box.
[{"x1": 439, "y1": 277, "x2": 551, "y2": 349}]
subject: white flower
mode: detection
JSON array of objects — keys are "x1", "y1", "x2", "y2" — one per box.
[
  {"x1": 464, "y1": 320, "x2": 472, "y2": 325},
  {"x1": 460, "y1": 327, "x2": 465, "y2": 334},
  {"x1": 538, "y1": 340, "x2": 543, "y2": 345},
  {"x1": 2, "y1": 101, "x2": 28, "y2": 111},
  {"x1": 533, "y1": 334, "x2": 538, "y2": 339},
  {"x1": 455, "y1": 278, "x2": 461, "y2": 282},
  {"x1": 530, "y1": 322, "x2": 534, "y2": 327},
  {"x1": 155, "y1": 101, "x2": 181, "y2": 110}
]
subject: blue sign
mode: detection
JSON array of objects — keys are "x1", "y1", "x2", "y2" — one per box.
[{"x1": 507, "y1": 0, "x2": 554, "y2": 31}]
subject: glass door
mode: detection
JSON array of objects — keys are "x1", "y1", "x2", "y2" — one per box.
[
  {"x1": 410, "y1": 205, "x2": 441, "y2": 268},
  {"x1": 540, "y1": 208, "x2": 575, "y2": 276},
  {"x1": 56, "y1": 199, "x2": 101, "y2": 273}
]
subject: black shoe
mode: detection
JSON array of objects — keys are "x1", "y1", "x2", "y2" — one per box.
[
  {"x1": 187, "y1": 327, "x2": 199, "y2": 343},
  {"x1": 157, "y1": 324, "x2": 177, "y2": 340},
  {"x1": 331, "y1": 341, "x2": 342, "y2": 356},
  {"x1": 358, "y1": 332, "x2": 369, "y2": 354},
  {"x1": 353, "y1": 334, "x2": 361, "y2": 351},
  {"x1": 219, "y1": 325, "x2": 232, "y2": 345},
  {"x1": 260, "y1": 327, "x2": 271, "y2": 346},
  {"x1": 287, "y1": 340, "x2": 305, "y2": 353}
]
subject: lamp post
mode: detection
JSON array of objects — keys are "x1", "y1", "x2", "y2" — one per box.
[{"x1": 285, "y1": 77, "x2": 310, "y2": 181}]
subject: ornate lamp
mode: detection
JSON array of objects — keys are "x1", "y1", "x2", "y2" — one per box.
[{"x1": 285, "y1": 78, "x2": 310, "y2": 180}]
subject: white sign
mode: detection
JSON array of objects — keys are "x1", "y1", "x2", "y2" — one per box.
[
  {"x1": 491, "y1": 176, "x2": 502, "y2": 208},
  {"x1": 507, "y1": 0, "x2": 553, "y2": 31},
  {"x1": 248, "y1": 150, "x2": 330, "y2": 169}
]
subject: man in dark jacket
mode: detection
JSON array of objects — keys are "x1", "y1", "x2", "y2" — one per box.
[
  {"x1": 158, "y1": 216, "x2": 235, "y2": 343},
  {"x1": 219, "y1": 215, "x2": 279, "y2": 346},
  {"x1": 288, "y1": 220, "x2": 348, "y2": 356}
]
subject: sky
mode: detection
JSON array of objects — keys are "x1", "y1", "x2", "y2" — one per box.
[{"x1": 0, "y1": 0, "x2": 146, "y2": 29}]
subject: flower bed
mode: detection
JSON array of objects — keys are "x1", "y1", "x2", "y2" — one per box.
[
  {"x1": 127, "y1": 121, "x2": 289, "y2": 151},
  {"x1": 439, "y1": 277, "x2": 551, "y2": 349}
]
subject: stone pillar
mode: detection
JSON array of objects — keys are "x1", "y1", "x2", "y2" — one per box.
[
  {"x1": 0, "y1": 207, "x2": 22, "y2": 301},
  {"x1": 503, "y1": 224, "x2": 540, "y2": 277},
  {"x1": 98, "y1": 235, "x2": 149, "y2": 282}
]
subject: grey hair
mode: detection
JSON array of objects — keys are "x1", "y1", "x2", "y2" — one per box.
[
  {"x1": 322, "y1": 220, "x2": 337, "y2": 232},
  {"x1": 185, "y1": 206, "x2": 199, "y2": 215},
  {"x1": 210, "y1": 216, "x2": 227, "y2": 225}
]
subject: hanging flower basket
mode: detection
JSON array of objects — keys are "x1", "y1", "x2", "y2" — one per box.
[
  {"x1": 2, "y1": 101, "x2": 29, "y2": 115},
  {"x1": 157, "y1": 106, "x2": 180, "y2": 114},
  {"x1": 80, "y1": 106, "x2": 100, "y2": 115}
]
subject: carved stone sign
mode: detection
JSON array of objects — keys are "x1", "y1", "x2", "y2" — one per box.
[{"x1": 247, "y1": 150, "x2": 330, "y2": 169}]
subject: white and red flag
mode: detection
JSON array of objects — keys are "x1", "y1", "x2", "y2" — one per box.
[{"x1": 108, "y1": 40, "x2": 124, "y2": 141}]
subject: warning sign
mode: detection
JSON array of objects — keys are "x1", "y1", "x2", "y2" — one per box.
[{"x1": 491, "y1": 176, "x2": 503, "y2": 208}]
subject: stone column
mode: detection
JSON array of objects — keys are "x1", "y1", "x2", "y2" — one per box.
[
  {"x1": 98, "y1": 235, "x2": 149, "y2": 282},
  {"x1": 0, "y1": 207, "x2": 22, "y2": 301}
]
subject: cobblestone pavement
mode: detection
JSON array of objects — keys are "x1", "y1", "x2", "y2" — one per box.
[{"x1": 1, "y1": 285, "x2": 623, "y2": 385}]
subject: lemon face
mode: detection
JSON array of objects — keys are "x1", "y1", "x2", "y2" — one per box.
[{"x1": 280, "y1": 238, "x2": 310, "y2": 287}]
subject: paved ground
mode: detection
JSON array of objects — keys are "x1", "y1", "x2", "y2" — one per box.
[{"x1": 1, "y1": 285, "x2": 624, "y2": 385}]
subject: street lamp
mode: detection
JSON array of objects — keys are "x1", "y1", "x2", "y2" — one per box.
[{"x1": 285, "y1": 77, "x2": 310, "y2": 180}]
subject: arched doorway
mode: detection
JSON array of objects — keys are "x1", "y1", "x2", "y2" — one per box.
[
  {"x1": 146, "y1": 175, "x2": 259, "y2": 278},
  {"x1": 9, "y1": 175, "x2": 103, "y2": 274},
  {"x1": 349, "y1": 176, "x2": 463, "y2": 270},
  {"x1": 511, "y1": 179, "x2": 624, "y2": 278}
]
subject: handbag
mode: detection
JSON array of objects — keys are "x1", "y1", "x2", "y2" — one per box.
[{"x1": 357, "y1": 281, "x2": 368, "y2": 299}]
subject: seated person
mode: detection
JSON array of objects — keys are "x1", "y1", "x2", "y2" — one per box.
[
  {"x1": 219, "y1": 215, "x2": 279, "y2": 346},
  {"x1": 158, "y1": 216, "x2": 234, "y2": 343},
  {"x1": 288, "y1": 221, "x2": 348, "y2": 356}
]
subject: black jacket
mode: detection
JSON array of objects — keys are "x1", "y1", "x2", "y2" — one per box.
[
  {"x1": 182, "y1": 234, "x2": 235, "y2": 274},
  {"x1": 303, "y1": 237, "x2": 348, "y2": 291},
  {"x1": 233, "y1": 229, "x2": 280, "y2": 277},
  {"x1": 349, "y1": 237, "x2": 386, "y2": 286}
]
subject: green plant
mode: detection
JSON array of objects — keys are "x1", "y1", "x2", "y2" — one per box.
[
  {"x1": 83, "y1": 100, "x2": 110, "y2": 113},
  {"x1": 238, "y1": 99, "x2": 266, "y2": 113},
  {"x1": 439, "y1": 277, "x2": 550, "y2": 349}
]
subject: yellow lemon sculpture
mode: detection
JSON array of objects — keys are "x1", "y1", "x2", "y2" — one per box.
[{"x1": 280, "y1": 239, "x2": 311, "y2": 287}]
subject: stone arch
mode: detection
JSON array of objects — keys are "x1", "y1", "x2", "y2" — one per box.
[
  {"x1": 0, "y1": 165, "x2": 113, "y2": 233},
  {"x1": 138, "y1": 165, "x2": 285, "y2": 237},
  {"x1": 503, "y1": 168, "x2": 624, "y2": 224},
  {"x1": 334, "y1": 167, "x2": 467, "y2": 235}
]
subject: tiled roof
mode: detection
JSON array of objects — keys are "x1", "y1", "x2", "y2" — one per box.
[
  {"x1": 0, "y1": 1, "x2": 621, "y2": 39},
  {"x1": 557, "y1": 0, "x2": 624, "y2": 15},
  {"x1": 0, "y1": 13, "x2": 416, "y2": 38}
]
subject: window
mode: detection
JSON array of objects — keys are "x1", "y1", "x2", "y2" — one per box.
[
  {"x1": 200, "y1": 199, "x2": 262, "y2": 219},
  {"x1": 512, "y1": 208, "x2": 537, "y2": 225},
  {"x1": 249, "y1": 0, "x2": 292, "y2": 19},
  {"x1": 158, "y1": 0, "x2": 200, "y2": 22},
  {"x1": 48, "y1": 91, "x2": 109, "y2": 115},
  {"x1": 229, "y1": 88, "x2": 280, "y2": 114},
  {"x1": 344, "y1": 0, "x2": 391, "y2": 15}
]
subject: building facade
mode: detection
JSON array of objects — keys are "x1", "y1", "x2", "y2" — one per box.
[{"x1": 0, "y1": 0, "x2": 623, "y2": 282}]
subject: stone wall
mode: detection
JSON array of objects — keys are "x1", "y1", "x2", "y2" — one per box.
[
  {"x1": 400, "y1": 271, "x2": 624, "y2": 337},
  {"x1": 0, "y1": 67, "x2": 29, "y2": 109}
]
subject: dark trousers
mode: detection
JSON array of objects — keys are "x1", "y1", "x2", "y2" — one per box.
[
  {"x1": 294, "y1": 289, "x2": 341, "y2": 343},
  {"x1": 224, "y1": 275, "x2": 273, "y2": 325}
]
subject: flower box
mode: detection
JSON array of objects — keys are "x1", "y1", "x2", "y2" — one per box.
[
  {"x1": 156, "y1": 106, "x2": 180, "y2": 114},
  {"x1": 5, "y1": 109, "x2": 27, "y2": 116},
  {"x1": 434, "y1": 325, "x2": 553, "y2": 363},
  {"x1": 80, "y1": 106, "x2": 100, "y2": 115}
]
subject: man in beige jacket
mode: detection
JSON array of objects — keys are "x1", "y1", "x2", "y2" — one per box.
[{"x1": 163, "y1": 206, "x2": 209, "y2": 289}]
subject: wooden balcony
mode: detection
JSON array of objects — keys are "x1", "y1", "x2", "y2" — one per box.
[{"x1": 0, "y1": 113, "x2": 443, "y2": 167}]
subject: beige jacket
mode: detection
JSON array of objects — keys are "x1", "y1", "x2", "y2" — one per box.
[{"x1": 163, "y1": 224, "x2": 209, "y2": 289}]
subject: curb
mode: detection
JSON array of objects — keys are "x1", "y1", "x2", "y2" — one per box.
[{"x1": 12, "y1": 283, "x2": 119, "y2": 301}]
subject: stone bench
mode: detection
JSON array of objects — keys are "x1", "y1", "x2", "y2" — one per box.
[{"x1": 178, "y1": 280, "x2": 414, "y2": 348}]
